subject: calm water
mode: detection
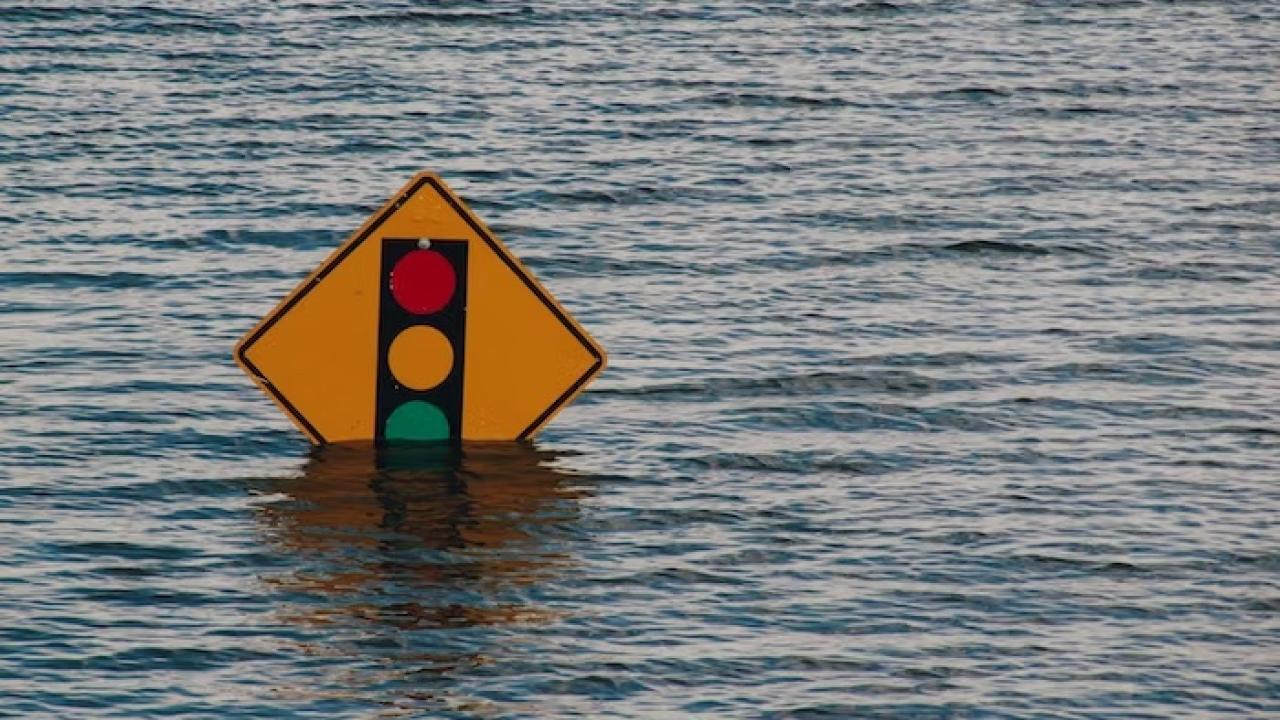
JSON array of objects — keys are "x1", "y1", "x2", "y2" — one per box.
[{"x1": 2, "y1": 2, "x2": 1279, "y2": 717}]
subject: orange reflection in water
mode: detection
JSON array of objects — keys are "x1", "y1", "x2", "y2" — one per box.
[{"x1": 256, "y1": 442, "x2": 588, "y2": 669}]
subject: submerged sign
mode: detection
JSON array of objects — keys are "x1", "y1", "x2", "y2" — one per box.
[{"x1": 234, "y1": 172, "x2": 606, "y2": 444}]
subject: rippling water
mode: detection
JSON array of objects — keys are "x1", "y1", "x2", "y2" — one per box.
[{"x1": 3, "y1": 1, "x2": 1279, "y2": 717}]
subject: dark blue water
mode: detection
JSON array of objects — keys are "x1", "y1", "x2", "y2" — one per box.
[{"x1": 3, "y1": 2, "x2": 1279, "y2": 717}]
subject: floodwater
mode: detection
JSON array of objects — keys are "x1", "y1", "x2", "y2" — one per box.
[{"x1": 2, "y1": 2, "x2": 1278, "y2": 717}]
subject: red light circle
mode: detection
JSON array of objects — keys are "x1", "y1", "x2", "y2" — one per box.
[{"x1": 390, "y1": 249, "x2": 456, "y2": 315}]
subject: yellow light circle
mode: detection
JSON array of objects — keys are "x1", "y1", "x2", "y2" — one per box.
[{"x1": 387, "y1": 325, "x2": 454, "y2": 391}]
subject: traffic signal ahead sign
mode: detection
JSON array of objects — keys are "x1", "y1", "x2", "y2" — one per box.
[{"x1": 234, "y1": 172, "x2": 607, "y2": 444}]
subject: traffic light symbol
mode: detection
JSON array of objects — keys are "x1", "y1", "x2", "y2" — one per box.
[{"x1": 375, "y1": 238, "x2": 468, "y2": 443}]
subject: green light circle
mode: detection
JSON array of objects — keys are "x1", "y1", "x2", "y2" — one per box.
[{"x1": 384, "y1": 401, "x2": 451, "y2": 442}]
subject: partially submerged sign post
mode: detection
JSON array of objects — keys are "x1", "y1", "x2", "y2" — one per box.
[{"x1": 234, "y1": 172, "x2": 606, "y2": 444}]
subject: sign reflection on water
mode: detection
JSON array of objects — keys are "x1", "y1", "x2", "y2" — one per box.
[{"x1": 253, "y1": 442, "x2": 589, "y2": 677}]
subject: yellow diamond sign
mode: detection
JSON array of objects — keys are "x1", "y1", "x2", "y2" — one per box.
[{"x1": 234, "y1": 171, "x2": 606, "y2": 444}]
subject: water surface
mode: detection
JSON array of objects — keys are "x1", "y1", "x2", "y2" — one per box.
[{"x1": 2, "y1": 1, "x2": 1278, "y2": 717}]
